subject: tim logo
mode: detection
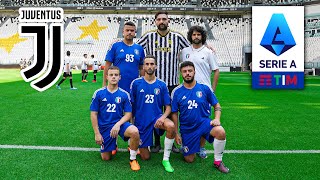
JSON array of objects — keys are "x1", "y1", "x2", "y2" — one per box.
[
  {"x1": 260, "y1": 13, "x2": 296, "y2": 56},
  {"x1": 18, "y1": 7, "x2": 64, "y2": 92},
  {"x1": 252, "y1": 72, "x2": 304, "y2": 89}
]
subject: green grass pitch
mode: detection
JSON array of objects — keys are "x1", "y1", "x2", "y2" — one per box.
[{"x1": 1, "y1": 69, "x2": 320, "y2": 179}]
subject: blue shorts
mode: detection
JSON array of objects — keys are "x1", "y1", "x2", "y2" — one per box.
[
  {"x1": 180, "y1": 118, "x2": 215, "y2": 156},
  {"x1": 99, "y1": 122, "x2": 132, "y2": 153},
  {"x1": 135, "y1": 115, "x2": 165, "y2": 148}
]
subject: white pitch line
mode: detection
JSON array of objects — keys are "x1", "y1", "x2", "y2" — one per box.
[{"x1": 1, "y1": 145, "x2": 320, "y2": 154}]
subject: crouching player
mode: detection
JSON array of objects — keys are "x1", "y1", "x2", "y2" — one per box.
[
  {"x1": 90, "y1": 66, "x2": 140, "y2": 171},
  {"x1": 171, "y1": 61, "x2": 229, "y2": 173},
  {"x1": 130, "y1": 55, "x2": 176, "y2": 172}
]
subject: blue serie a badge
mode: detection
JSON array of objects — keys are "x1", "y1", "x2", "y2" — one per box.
[{"x1": 252, "y1": 6, "x2": 304, "y2": 89}]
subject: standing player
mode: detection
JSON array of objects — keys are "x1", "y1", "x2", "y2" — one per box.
[
  {"x1": 171, "y1": 61, "x2": 229, "y2": 173},
  {"x1": 103, "y1": 21, "x2": 145, "y2": 93},
  {"x1": 180, "y1": 25, "x2": 220, "y2": 158},
  {"x1": 130, "y1": 55, "x2": 175, "y2": 173},
  {"x1": 56, "y1": 51, "x2": 77, "y2": 90},
  {"x1": 181, "y1": 25, "x2": 219, "y2": 92},
  {"x1": 81, "y1": 54, "x2": 89, "y2": 82},
  {"x1": 136, "y1": 11, "x2": 189, "y2": 153},
  {"x1": 91, "y1": 54, "x2": 100, "y2": 83},
  {"x1": 90, "y1": 66, "x2": 140, "y2": 171}
]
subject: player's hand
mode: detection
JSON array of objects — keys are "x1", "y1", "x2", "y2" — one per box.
[
  {"x1": 110, "y1": 124, "x2": 120, "y2": 138},
  {"x1": 175, "y1": 134, "x2": 182, "y2": 145},
  {"x1": 154, "y1": 117, "x2": 165, "y2": 128},
  {"x1": 210, "y1": 118, "x2": 221, "y2": 126},
  {"x1": 95, "y1": 133, "x2": 103, "y2": 145}
]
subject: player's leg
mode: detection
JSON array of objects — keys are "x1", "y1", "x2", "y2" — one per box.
[
  {"x1": 210, "y1": 125, "x2": 229, "y2": 173},
  {"x1": 180, "y1": 131, "x2": 200, "y2": 163},
  {"x1": 158, "y1": 118, "x2": 175, "y2": 172},
  {"x1": 69, "y1": 72, "x2": 77, "y2": 90},
  {"x1": 81, "y1": 70, "x2": 85, "y2": 81},
  {"x1": 139, "y1": 147, "x2": 150, "y2": 160},
  {"x1": 56, "y1": 73, "x2": 67, "y2": 89},
  {"x1": 93, "y1": 70, "x2": 97, "y2": 83},
  {"x1": 100, "y1": 127, "x2": 116, "y2": 161},
  {"x1": 122, "y1": 124, "x2": 140, "y2": 171},
  {"x1": 84, "y1": 70, "x2": 88, "y2": 82},
  {"x1": 101, "y1": 152, "x2": 112, "y2": 161}
]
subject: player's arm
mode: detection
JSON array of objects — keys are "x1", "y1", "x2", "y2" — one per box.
[
  {"x1": 154, "y1": 105, "x2": 171, "y2": 128},
  {"x1": 211, "y1": 69, "x2": 219, "y2": 92},
  {"x1": 90, "y1": 111, "x2": 103, "y2": 145},
  {"x1": 103, "y1": 61, "x2": 112, "y2": 87},
  {"x1": 171, "y1": 112, "x2": 181, "y2": 145},
  {"x1": 210, "y1": 103, "x2": 221, "y2": 126},
  {"x1": 110, "y1": 112, "x2": 132, "y2": 138}
]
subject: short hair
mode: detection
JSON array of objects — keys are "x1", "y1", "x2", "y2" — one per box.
[
  {"x1": 144, "y1": 54, "x2": 157, "y2": 65},
  {"x1": 84, "y1": 54, "x2": 87, "y2": 56},
  {"x1": 187, "y1": 25, "x2": 207, "y2": 45},
  {"x1": 91, "y1": 54, "x2": 94, "y2": 58},
  {"x1": 66, "y1": 51, "x2": 70, "y2": 56},
  {"x1": 155, "y1": 11, "x2": 168, "y2": 19},
  {"x1": 124, "y1": 21, "x2": 136, "y2": 27},
  {"x1": 107, "y1": 66, "x2": 120, "y2": 74},
  {"x1": 180, "y1": 61, "x2": 195, "y2": 71}
]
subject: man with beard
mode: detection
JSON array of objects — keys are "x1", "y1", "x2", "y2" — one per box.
[
  {"x1": 103, "y1": 21, "x2": 145, "y2": 93},
  {"x1": 181, "y1": 25, "x2": 219, "y2": 92},
  {"x1": 103, "y1": 21, "x2": 145, "y2": 155},
  {"x1": 130, "y1": 55, "x2": 176, "y2": 172},
  {"x1": 136, "y1": 11, "x2": 189, "y2": 153},
  {"x1": 171, "y1": 61, "x2": 229, "y2": 174},
  {"x1": 180, "y1": 26, "x2": 220, "y2": 158}
]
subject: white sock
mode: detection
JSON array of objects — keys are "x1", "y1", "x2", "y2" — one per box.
[
  {"x1": 130, "y1": 149, "x2": 137, "y2": 160},
  {"x1": 213, "y1": 139, "x2": 226, "y2": 162},
  {"x1": 163, "y1": 137, "x2": 174, "y2": 161}
]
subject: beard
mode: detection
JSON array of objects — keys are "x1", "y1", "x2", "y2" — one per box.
[
  {"x1": 183, "y1": 76, "x2": 194, "y2": 84},
  {"x1": 146, "y1": 69, "x2": 155, "y2": 75},
  {"x1": 157, "y1": 24, "x2": 168, "y2": 31},
  {"x1": 192, "y1": 39, "x2": 201, "y2": 44}
]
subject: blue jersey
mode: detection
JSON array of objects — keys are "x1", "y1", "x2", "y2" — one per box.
[
  {"x1": 90, "y1": 87, "x2": 132, "y2": 129},
  {"x1": 171, "y1": 83, "x2": 219, "y2": 133},
  {"x1": 130, "y1": 77, "x2": 171, "y2": 129},
  {"x1": 105, "y1": 41, "x2": 145, "y2": 93}
]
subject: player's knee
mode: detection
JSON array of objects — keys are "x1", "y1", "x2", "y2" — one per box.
[
  {"x1": 166, "y1": 122, "x2": 175, "y2": 135},
  {"x1": 184, "y1": 156, "x2": 195, "y2": 163},
  {"x1": 215, "y1": 127, "x2": 226, "y2": 140},
  {"x1": 129, "y1": 126, "x2": 140, "y2": 140},
  {"x1": 140, "y1": 153, "x2": 150, "y2": 160},
  {"x1": 101, "y1": 154, "x2": 111, "y2": 161}
]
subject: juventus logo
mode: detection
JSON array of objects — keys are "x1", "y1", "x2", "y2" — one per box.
[{"x1": 18, "y1": 8, "x2": 64, "y2": 92}]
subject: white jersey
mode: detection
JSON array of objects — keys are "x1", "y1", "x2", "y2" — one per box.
[
  {"x1": 63, "y1": 56, "x2": 72, "y2": 72},
  {"x1": 91, "y1": 58, "x2": 99, "y2": 70},
  {"x1": 180, "y1": 45, "x2": 219, "y2": 89},
  {"x1": 81, "y1": 57, "x2": 88, "y2": 70}
]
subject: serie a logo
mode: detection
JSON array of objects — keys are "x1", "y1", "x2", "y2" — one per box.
[{"x1": 260, "y1": 13, "x2": 296, "y2": 56}]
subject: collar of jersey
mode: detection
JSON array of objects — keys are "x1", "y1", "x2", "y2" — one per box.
[{"x1": 156, "y1": 29, "x2": 170, "y2": 37}]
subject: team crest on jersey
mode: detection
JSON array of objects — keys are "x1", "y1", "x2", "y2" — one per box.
[
  {"x1": 154, "y1": 88, "x2": 160, "y2": 95},
  {"x1": 115, "y1": 97, "x2": 121, "y2": 103},
  {"x1": 186, "y1": 54, "x2": 190, "y2": 59},
  {"x1": 196, "y1": 91, "x2": 203, "y2": 98},
  {"x1": 134, "y1": 49, "x2": 139, "y2": 55},
  {"x1": 182, "y1": 146, "x2": 189, "y2": 153},
  {"x1": 168, "y1": 39, "x2": 172, "y2": 45}
]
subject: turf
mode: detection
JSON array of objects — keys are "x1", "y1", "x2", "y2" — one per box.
[{"x1": 1, "y1": 69, "x2": 320, "y2": 179}]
